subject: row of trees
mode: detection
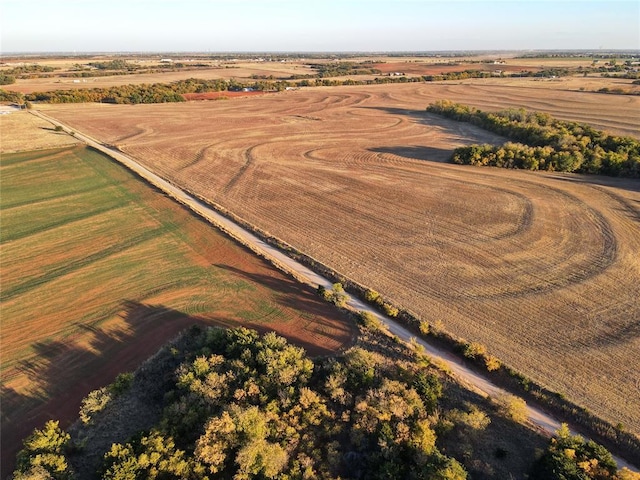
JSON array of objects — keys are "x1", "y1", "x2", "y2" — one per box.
[
  {"x1": 427, "y1": 100, "x2": 640, "y2": 177},
  {"x1": 309, "y1": 62, "x2": 382, "y2": 78},
  {"x1": 1, "y1": 64, "x2": 56, "y2": 78},
  {"x1": 21, "y1": 78, "x2": 232, "y2": 104}
]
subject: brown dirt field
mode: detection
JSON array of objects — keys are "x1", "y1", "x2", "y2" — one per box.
[
  {"x1": 0, "y1": 111, "x2": 80, "y2": 152},
  {"x1": 43, "y1": 82, "x2": 640, "y2": 439},
  {"x1": 0, "y1": 145, "x2": 355, "y2": 476}
]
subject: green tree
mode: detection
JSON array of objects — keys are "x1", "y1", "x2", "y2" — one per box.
[
  {"x1": 15, "y1": 421, "x2": 72, "y2": 480},
  {"x1": 495, "y1": 394, "x2": 528, "y2": 423},
  {"x1": 530, "y1": 424, "x2": 619, "y2": 480}
]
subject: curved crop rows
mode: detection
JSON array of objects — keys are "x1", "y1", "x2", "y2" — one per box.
[{"x1": 45, "y1": 82, "x2": 640, "y2": 436}]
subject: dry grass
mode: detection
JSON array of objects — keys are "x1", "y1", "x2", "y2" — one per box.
[
  {"x1": 43, "y1": 82, "x2": 640, "y2": 437},
  {"x1": 0, "y1": 111, "x2": 79, "y2": 152}
]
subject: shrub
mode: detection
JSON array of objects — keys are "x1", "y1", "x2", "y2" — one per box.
[
  {"x1": 325, "y1": 283, "x2": 348, "y2": 307},
  {"x1": 364, "y1": 289, "x2": 380, "y2": 303},
  {"x1": 495, "y1": 394, "x2": 528, "y2": 423},
  {"x1": 109, "y1": 372, "x2": 134, "y2": 395},
  {"x1": 358, "y1": 310, "x2": 384, "y2": 331},
  {"x1": 79, "y1": 387, "x2": 112, "y2": 424},
  {"x1": 0, "y1": 74, "x2": 16, "y2": 85},
  {"x1": 484, "y1": 355, "x2": 501, "y2": 372},
  {"x1": 463, "y1": 342, "x2": 487, "y2": 360},
  {"x1": 317, "y1": 284, "x2": 329, "y2": 300},
  {"x1": 530, "y1": 424, "x2": 619, "y2": 479},
  {"x1": 382, "y1": 302, "x2": 399, "y2": 318},
  {"x1": 418, "y1": 320, "x2": 430, "y2": 335}
]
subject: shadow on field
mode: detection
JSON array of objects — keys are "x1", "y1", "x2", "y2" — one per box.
[
  {"x1": 362, "y1": 105, "x2": 503, "y2": 138},
  {"x1": 39, "y1": 126, "x2": 68, "y2": 135},
  {"x1": 0, "y1": 302, "x2": 212, "y2": 478},
  {"x1": 213, "y1": 263, "x2": 356, "y2": 356},
  {"x1": 549, "y1": 173, "x2": 640, "y2": 206},
  {"x1": 370, "y1": 145, "x2": 453, "y2": 163},
  {"x1": 1, "y1": 284, "x2": 354, "y2": 477}
]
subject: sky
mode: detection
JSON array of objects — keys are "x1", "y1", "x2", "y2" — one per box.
[{"x1": 1, "y1": 0, "x2": 638, "y2": 53}]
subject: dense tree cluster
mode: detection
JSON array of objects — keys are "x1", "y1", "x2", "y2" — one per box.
[
  {"x1": 87, "y1": 60, "x2": 138, "y2": 71},
  {"x1": 531, "y1": 424, "x2": 639, "y2": 480},
  {"x1": 0, "y1": 74, "x2": 16, "y2": 85},
  {"x1": 427, "y1": 100, "x2": 640, "y2": 177},
  {"x1": 1, "y1": 64, "x2": 56, "y2": 79},
  {"x1": 14, "y1": 421, "x2": 73, "y2": 480},
  {"x1": 25, "y1": 83, "x2": 185, "y2": 104},
  {"x1": 0, "y1": 88, "x2": 24, "y2": 103},
  {"x1": 22, "y1": 78, "x2": 231, "y2": 104},
  {"x1": 307, "y1": 62, "x2": 382, "y2": 78},
  {"x1": 515, "y1": 68, "x2": 572, "y2": 78},
  {"x1": 15, "y1": 327, "x2": 471, "y2": 480}
]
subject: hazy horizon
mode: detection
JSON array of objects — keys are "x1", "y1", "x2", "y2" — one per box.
[
  {"x1": 2, "y1": 48, "x2": 639, "y2": 57},
  {"x1": 2, "y1": 0, "x2": 639, "y2": 54}
]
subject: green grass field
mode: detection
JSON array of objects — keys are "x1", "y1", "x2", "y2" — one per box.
[{"x1": 0, "y1": 145, "x2": 353, "y2": 472}]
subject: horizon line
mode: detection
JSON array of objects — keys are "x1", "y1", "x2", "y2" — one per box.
[{"x1": 3, "y1": 48, "x2": 640, "y2": 57}]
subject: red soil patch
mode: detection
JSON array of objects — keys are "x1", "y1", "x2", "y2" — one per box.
[{"x1": 182, "y1": 90, "x2": 268, "y2": 101}]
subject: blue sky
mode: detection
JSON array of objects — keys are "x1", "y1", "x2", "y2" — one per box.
[{"x1": 1, "y1": 0, "x2": 638, "y2": 53}]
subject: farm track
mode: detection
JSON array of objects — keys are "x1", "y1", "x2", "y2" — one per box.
[{"x1": 42, "y1": 82, "x2": 640, "y2": 439}]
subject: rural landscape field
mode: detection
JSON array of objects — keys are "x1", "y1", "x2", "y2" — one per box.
[
  {"x1": 2, "y1": 5, "x2": 640, "y2": 470},
  {"x1": 0, "y1": 129, "x2": 355, "y2": 473},
  {"x1": 38, "y1": 79, "x2": 640, "y2": 441}
]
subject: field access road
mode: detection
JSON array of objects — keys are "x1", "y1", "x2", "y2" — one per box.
[{"x1": 32, "y1": 110, "x2": 637, "y2": 472}]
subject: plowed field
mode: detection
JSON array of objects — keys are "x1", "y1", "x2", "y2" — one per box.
[
  {"x1": 0, "y1": 145, "x2": 354, "y2": 475},
  {"x1": 43, "y1": 82, "x2": 640, "y2": 436}
]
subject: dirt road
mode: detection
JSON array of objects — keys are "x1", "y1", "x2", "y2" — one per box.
[{"x1": 30, "y1": 110, "x2": 638, "y2": 471}]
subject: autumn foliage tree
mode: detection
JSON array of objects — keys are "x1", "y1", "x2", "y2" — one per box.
[{"x1": 427, "y1": 100, "x2": 640, "y2": 177}]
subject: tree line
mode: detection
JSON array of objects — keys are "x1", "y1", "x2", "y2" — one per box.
[
  {"x1": 306, "y1": 61, "x2": 382, "y2": 78},
  {"x1": 21, "y1": 78, "x2": 231, "y2": 104},
  {"x1": 427, "y1": 100, "x2": 640, "y2": 177}
]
